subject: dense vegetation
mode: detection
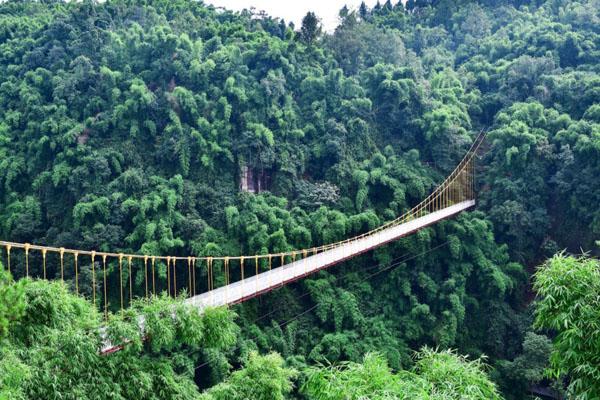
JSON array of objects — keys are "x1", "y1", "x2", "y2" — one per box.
[
  {"x1": 534, "y1": 255, "x2": 600, "y2": 398},
  {"x1": 0, "y1": 262, "x2": 240, "y2": 399},
  {"x1": 1, "y1": 266, "x2": 505, "y2": 399},
  {"x1": 0, "y1": 0, "x2": 598, "y2": 398}
]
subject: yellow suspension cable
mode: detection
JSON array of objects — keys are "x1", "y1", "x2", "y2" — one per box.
[
  {"x1": 473, "y1": 159, "x2": 475, "y2": 198},
  {"x1": 454, "y1": 176, "x2": 458, "y2": 202},
  {"x1": 255, "y1": 255, "x2": 259, "y2": 291},
  {"x1": 224, "y1": 257, "x2": 230, "y2": 302},
  {"x1": 240, "y1": 256, "x2": 245, "y2": 281},
  {"x1": 206, "y1": 258, "x2": 210, "y2": 291},
  {"x1": 102, "y1": 254, "x2": 108, "y2": 320},
  {"x1": 128, "y1": 256, "x2": 133, "y2": 304},
  {"x1": 303, "y1": 249, "x2": 308, "y2": 274},
  {"x1": 457, "y1": 171, "x2": 464, "y2": 203},
  {"x1": 91, "y1": 251, "x2": 96, "y2": 307},
  {"x1": 468, "y1": 161, "x2": 473, "y2": 200},
  {"x1": 465, "y1": 164, "x2": 467, "y2": 199},
  {"x1": 442, "y1": 186, "x2": 446, "y2": 208},
  {"x1": 173, "y1": 258, "x2": 177, "y2": 297},
  {"x1": 74, "y1": 252, "x2": 79, "y2": 295},
  {"x1": 151, "y1": 257, "x2": 156, "y2": 295},
  {"x1": 144, "y1": 256, "x2": 149, "y2": 299},
  {"x1": 469, "y1": 161, "x2": 472, "y2": 199},
  {"x1": 187, "y1": 257, "x2": 192, "y2": 293},
  {"x1": 151, "y1": 256, "x2": 156, "y2": 295},
  {"x1": 465, "y1": 167, "x2": 468, "y2": 199},
  {"x1": 268, "y1": 254, "x2": 272, "y2": 286},
  {"x1": 60, "y1": 248, "x2": 65, "y2": 282},
  {"x1": 192, "y1": 258, "x2": 196, "y2": 296},
  {"x1": 207, "y1": 257, "x2": 213, "y2": 291},
  {"x1": 473, "y1": 159, "x2": 476, "y2": 197},
  {"x1": 118, "y1": 254, "x2": 124, "y2": 312},
  {"x1": 42, "y1": 249, "x2": 47, "y2": 280},
  {"x1": 472, "y1": 159, "x2": 476, "y2": 199},
  {"x1": 167, "y1": 257, "x2": 171, "y2": 297},
  {"x1": 24, "y1": 243, "x2": 30, "y2": 278}
]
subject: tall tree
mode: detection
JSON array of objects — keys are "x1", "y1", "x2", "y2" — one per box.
[
  {"x1": 299, "y1": 12, "x2": 322, "y2": 45},
  {"x1": 359, "y1": 2, "x2": 369, "y2": 19}
]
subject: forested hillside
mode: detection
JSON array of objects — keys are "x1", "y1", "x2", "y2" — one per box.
[{"x1": 0, "y1": 0, "x2": 599, "y2": 398}]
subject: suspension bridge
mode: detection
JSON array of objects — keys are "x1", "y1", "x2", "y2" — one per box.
[{"x1": 0, "y1": 132, "x2": 485, "y2": 318}]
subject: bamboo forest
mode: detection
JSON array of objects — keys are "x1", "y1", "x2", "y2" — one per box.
[{"x1": 0, "y1": 0, "x2": 599, "y2": 399}]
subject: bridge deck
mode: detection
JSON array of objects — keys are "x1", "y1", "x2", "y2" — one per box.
[{"x1": 185, "y1": 200, "x2": 475, "y2": 310}]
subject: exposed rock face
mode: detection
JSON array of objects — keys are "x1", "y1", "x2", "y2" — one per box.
[{"x1": 240, "y1": 164, "x2": 270, "y2": 193}]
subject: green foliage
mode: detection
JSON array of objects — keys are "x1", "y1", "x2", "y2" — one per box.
[
  {"x1": 533, "y1": 255, "x2": 600, "y2": 398},
  {"x1": 0, "y1": 345, "x2": 30, "y2": 400},
  {"x1": 302, "y1": 349, "x2": 501, "y2": 399},
  {"x1": 328, "y1": 12, "x2": 406, "y2": 75},
  {"x1": 0, "y1": 262, "x2": 26, "y2": 338},
  {"x1": 414, "y1": 348, "x2": 502, "y2": 399},
  {"x1": 0, "y1": 275, "x2": 237, "y2": 400},
  {"x1": 200, "y1": 306, "x2": 239, "y2": 351},
  {"x1": 494, "y1": 331, "x2": 552, "y2": 398},
  {"x1": 200, "y1": 352, "x2": 296, "y2": 400},
  {"x1": 300, "y1": 12, "x2": 322, "y2": 45}
]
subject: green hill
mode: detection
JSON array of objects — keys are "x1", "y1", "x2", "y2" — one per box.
[{"x1": 0, "y1": 0, "x2": 598, "y2": 398}]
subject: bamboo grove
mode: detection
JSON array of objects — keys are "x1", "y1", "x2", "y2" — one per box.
[{"x1": 0, "y1": 0, "x2": 599, "y2": 399}]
